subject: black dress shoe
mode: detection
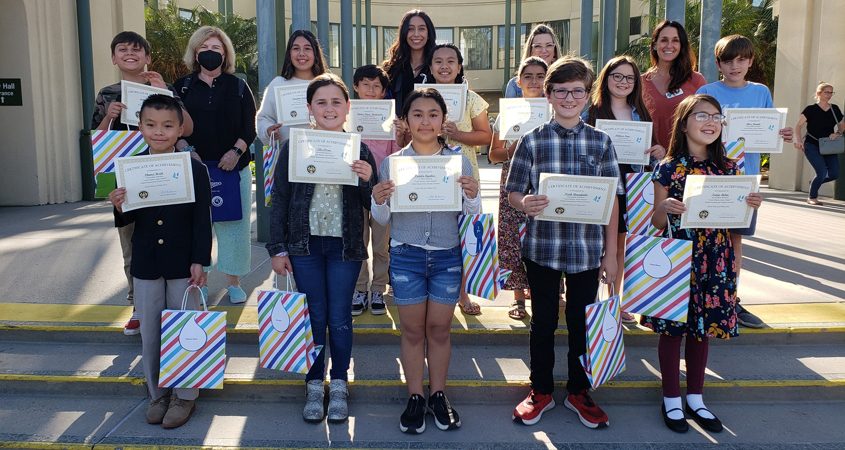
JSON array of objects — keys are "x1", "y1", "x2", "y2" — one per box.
[
  {"x1": 685, "y1": 403, "x2": 723, "y2": 432},
  {"x1": 661, "y1": 403, "x2": 689, "y2": 433}
]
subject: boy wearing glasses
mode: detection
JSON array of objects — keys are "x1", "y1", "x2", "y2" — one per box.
[
  {"x1": 696, "y1": 34, "x2": 792, "y2": 329},
  {"x1": 506, "y1": 56, "x2": 623, "y2": 429}
]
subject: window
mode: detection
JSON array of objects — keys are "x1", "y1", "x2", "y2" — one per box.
[
  {"x1": 178, "y1": 8, "x2": 193, "y2": 20},
  {"x1": 591, "y1": 20, "x2": 599, "y2": 62},
  {"x1": 436, "y1": 27, "x2": 454, "y2": 45},
  {"x1": 496, "y1": 24, "x2": 528, "y2": 69},
  {"x1": 460, "y1": 26, "x2": 492, "y2": 70},
  {"x1": 630, "y1": 16, "x2": 642, "y2": 36},
  {"x1": 547, "y1": 20, "x2": 571, "y2": 53},
  {"x1": 382, "y1": 27, "x2": 398, "y2": 61},
  {"x1": 352, "y1": 26, "x2": 379, "y2": 66},
  {"x1": 310, "y1": 22, "x2": 341, "y2": 68}
]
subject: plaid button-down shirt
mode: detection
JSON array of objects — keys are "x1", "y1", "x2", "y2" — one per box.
[{"x1": 505, "y1": 119, "x2": 623, "y2": 273}]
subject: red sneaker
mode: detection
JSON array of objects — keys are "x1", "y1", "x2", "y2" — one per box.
[
  {"x1": 512, "y1": 390, "x2": 555, "y2": 425},
  {"x1": 564, "y1": 390, "x2": 609, "y2": 428},
  {"x1": 123, "y1": 314, "x2": 140, "y2": 336}
]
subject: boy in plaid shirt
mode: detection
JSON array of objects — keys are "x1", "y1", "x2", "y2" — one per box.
[{"x1": 506, "y1": 56, "x2": 622, "y2": 429}]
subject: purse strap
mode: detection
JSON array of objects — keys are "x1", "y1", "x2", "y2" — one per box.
[
  {"x1": 181, "y1": 284, "x2": 209, "y2": 311},
  {"x1": 807, "y1": 106, "x2": 843, "y2": 140}
]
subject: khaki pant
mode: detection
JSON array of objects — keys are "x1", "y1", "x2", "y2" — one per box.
[
  {"x1": 355, "y1": 209, "x2": 390, "y2": 293},
  {"x1": 134, "y1": 277, "x2": 199, "y2": 401},
  {"x1": 117, "y1": 223, "x2": 135, "y2": 304}
]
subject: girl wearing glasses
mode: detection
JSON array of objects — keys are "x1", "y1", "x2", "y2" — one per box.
[
  {"x1": 504, "y1": 24, "x2": 561, "y2": 98},
  {"x1": 647, "y1": 94, "x2": 762, "y2": 434},
  {"x1": 641, "y1": 21, "x2": 706, "y2": 149},
  {"x1": 585, "y1": 56, "x2": 666, "y2": 323}
]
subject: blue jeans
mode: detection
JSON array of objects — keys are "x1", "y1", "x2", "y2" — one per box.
[
  {"x1": 389, "y1": 244, "x2": 462, "y2": 305},
  {"x1": 805, "y1": 141, "x2": 840, "y2": 198},
  {"x1": 291, "y1": 235, "x2": 362, "y2": 381}
]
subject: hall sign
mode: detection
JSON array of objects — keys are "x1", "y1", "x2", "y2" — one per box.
[{"x1": 0, "y1": 79, "x2": 22, "y2": 106}]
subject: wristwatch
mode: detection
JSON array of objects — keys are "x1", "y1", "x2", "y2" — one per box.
[{"x1": 232, "y1": 146, "x2": 244, "y2": 156}]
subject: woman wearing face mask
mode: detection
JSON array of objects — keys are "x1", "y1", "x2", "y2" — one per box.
[{"x1": 174, "y1": 26, "x2": 257, "y2": 304}]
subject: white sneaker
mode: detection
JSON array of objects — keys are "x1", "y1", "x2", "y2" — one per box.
[{"x1": 351, "y1": 291, "x2": 368, "y2": 316}]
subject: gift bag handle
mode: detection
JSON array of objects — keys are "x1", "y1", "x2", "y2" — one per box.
[
  {"x1": 272, "y1": 274, "x2": 294, "y2": 292},
  {"x1": 596, "y1": 281, "x2": 616, "y2": 302},
  {"x1": 181, "y1": 284, "x2": 209, "y2": 311}
]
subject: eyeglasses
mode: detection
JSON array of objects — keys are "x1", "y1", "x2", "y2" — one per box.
[
  {"x1": 531, "y1": 43, "x2": 556, "y2": 51},
  {"x1": 551, "y1": 88, "x2": 588, "y2": 100},
  {"x1": 609, "y1": 73, "x2": 636, "y2": 84},
  {"x1": 821, "y1": 91, "x2": 835, "y2": 95},
  {"x1": 690, "y1": 112, "x2": 726, "y2": 123}
]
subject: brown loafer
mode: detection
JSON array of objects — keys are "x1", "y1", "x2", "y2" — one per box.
[
  {"x1": 145, "y1": 395, "x2": 170, "y2": 425},
  {"x1": 162, "y1": 397, "x2": 196, "y2": 429}
]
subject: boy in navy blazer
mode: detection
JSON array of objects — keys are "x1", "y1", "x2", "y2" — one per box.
[{"x1": 109, "y1": 94, "x2": 212, "y2": 429}]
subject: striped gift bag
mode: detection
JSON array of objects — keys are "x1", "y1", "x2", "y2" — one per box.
[
  {"x1": 459, "y1": 214, "x2": 512, "y2": 300},
  {"x1": 257, "y1": 277, "x2": 322, "y2": 374},
  {"x1": 159, "y1": 285, "x2": 227, "y2": 390},
  {"x1": 622, "y1": 234, "x2": 692, "y2": 322},
  {"x1": 91, "y1": 129, "x2": 148, "y2": 176},
  {"x1": 726, "y1": 140, "x2": 746, "y2": 174},
  {"x1": 625, "y1": 172, "x2": 663, "y2": 237},
  {"x1": 262, "y1": 134, "x2": 279, "y2": 207},
  {"x1": 580, "y1": 292, "x2": 626, "y2": 389}
]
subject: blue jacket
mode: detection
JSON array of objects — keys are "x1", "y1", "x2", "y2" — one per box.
[{"x1": 266, "y1": 139, "x2": 377, "y2": 261}]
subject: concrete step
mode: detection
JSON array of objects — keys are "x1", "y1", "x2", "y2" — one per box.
[
  {"x1": 1, "y1": 340, "x2": 843, "y2": 403},
  {"x1": 0, "y1": 393, "x2": 843, "y2": 449},
  {"x1": 3, "y1": 302, "x2": 845, "y2": 345}
]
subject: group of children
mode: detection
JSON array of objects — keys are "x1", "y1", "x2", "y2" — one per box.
[{"x1": 101, "y1": 18, "x2": 790, "y2": 436}]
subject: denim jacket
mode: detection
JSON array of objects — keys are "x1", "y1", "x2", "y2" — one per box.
[{"x1": 266, "y1": 139, "x2": 377, "y2": 261}]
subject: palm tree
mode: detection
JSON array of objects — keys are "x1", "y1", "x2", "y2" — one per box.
[
  {"x1": 145, "y1": 4, "x2": 258, "y2": 97},
  {"x1": 624, "y1": 0, "x2": 778, "y2": 88}
]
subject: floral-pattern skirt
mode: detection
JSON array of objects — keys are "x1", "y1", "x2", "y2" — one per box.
[{"x1": 497, "y1": 161, "x2": 528, "y2": 291}]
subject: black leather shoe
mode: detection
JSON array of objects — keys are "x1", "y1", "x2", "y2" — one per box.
[
  {"x1": 662, "y1": 403, "x2": 689, "y2": 433},
  {"x1": 685, "y1": 403, "x2": 723, "y2": 432}
]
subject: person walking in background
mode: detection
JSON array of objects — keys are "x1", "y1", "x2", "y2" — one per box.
[
  {"x1": 794, "y1": 82, "x2": 843, "y2": 205},
  {"x1": 173, "y1": 26, "x2": 256, "y2": 304}
]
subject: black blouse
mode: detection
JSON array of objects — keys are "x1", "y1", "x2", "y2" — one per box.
[
  {"x1": 174, "y1": 72, "x2": 257, "y2": 170},
  {"x1": 802, "y1": 103, "x2": 843, "y2": 145}
]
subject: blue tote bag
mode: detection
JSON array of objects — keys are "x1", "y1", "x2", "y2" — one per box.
[{"x1": 204, "y1": 162, "x2": 242, "y2": 222}]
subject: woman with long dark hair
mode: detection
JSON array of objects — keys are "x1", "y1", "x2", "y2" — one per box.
[
  {"x1": 641, "y1": 20, "x2": 706, "y2": 149},
  {"x1": 382, "y1": 10, "x2": 436, "y2": 116}
]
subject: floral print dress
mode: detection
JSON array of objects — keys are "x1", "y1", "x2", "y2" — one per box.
[{"x1": 641, "y1": 156, "x2": 739, "y2": 340}]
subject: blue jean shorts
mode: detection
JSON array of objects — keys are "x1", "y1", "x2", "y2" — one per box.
[{"x1": 389, "y1": 244, "x2": 462, "y2": 305}]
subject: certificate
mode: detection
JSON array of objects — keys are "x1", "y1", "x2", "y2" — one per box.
[
  {"x1": 537, "y1": 174, "x2": 618, "y2": 225},
  {"x1": 120, "y1": 80, "x2": 173, "y2": 127},
  {"x1": 288, "y1": 128, "x2": 360, "y2": 186},
  {"x1": 347, "y1": 99, "x2": 396, "y2": 140},
  {"x1": 274, "y1": 83, "x2": 310, "y2": 126},
  {"x1": 680, "y1": 175, "x2": 761, "y2": 229},
  {"x1": 414, "y1": 83, "x2": 467, "y2": 122},
  {"x1": 389, "y1": 155, "x2": 462, "y2": 212},
  {"x1": 594, "y1": 119, "x2": 653, "y2": 165},
  {"x1": 724, "y1": 108, "x2": 787, "y2": 153},
  {"x1": 115, "y1": 152, "x2": 195, "y2": 212},
  {"x1": 498, "y1": 98, "x2": 551, "y2": 140}
]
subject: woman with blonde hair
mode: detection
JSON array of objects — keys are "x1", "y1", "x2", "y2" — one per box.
[
  {"x1": 504, "y1": 24, "x2": 560, "y2": 98},
  {"x1": 174, "y1": 26, "x2": 257, "y2": 304},
  {"x1": 794, "y1": 82, "x2": 843, "y2": 205}
]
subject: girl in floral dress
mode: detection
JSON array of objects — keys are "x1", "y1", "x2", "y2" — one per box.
[{"x1": 646, "y1": 94, "x2": 762, "y2": 434}]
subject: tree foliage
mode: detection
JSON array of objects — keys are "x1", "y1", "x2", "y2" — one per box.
[
  {"x1": 624, "y1": 0, "x2": 778, "y2": 88},
  {"x1": 145, "y1": 4, "x2": 258, "y2": 97}
]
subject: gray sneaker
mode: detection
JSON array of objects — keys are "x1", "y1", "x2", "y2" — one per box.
[
  {"x1": 370, "y1": 291, "x2": 387, "y2": 315},
  {"x1": 303, "y1": 380, "x2": 325, "y2": 423},
  {"x1": 351, "y1": 291, "x2": 368, "y2": 316},
  {"x1": 327, "y1": 379, "x2": 349, "y2": 423}
]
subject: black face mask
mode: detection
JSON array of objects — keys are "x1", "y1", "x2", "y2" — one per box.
[{"x1": 197, "y1": 50, "x2": 223, "y2": 71}]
